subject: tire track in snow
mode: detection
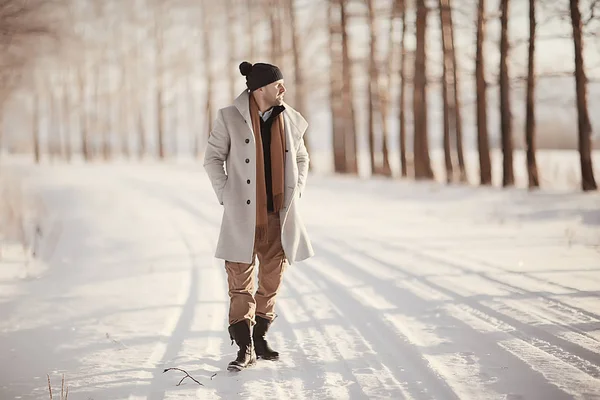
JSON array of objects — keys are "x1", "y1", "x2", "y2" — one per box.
[
  {"x1": 299, "y1": 254, "x2": 461, "y2": 400},
  {"x1": 305, "y1": 245, "x2": 524, "y2": 399},
  {"x1": 378, "y1": 239, "x2": 600, "y2": 364},
  {"x1": 363, "y1": 237, "x2": 600, "y2": 360},
  {"x1": 274, "y1": 296, "x2": 351, "y2": 399},
  {"x1": 145, "y1": 226, "x2": 199, "y2": 400},
  {"x1": 122, "y1": 173, "x2": 221, "y2": 400},
  {"x1": 365, "y1": 236, "x2": 600, "y2": 322},
  {"x1": 329, "y1": 237, "x2": 600, "y2": 368},
  {"x1": 281, "y1": 266, "x2": 384, "y2": 399},
  {"x1": 315, "y1": 238, "x2": 600, "y2": 398}
]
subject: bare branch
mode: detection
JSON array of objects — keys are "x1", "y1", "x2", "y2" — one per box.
[{"x1": 163, "y1": 368, "x2": 204, "y2": 386}]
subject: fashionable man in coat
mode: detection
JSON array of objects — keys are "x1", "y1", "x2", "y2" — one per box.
[{"x1": 203, "y1": 61, "x2": 314, "y2": 371}]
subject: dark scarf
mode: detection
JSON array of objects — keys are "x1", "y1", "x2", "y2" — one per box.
[{"x1": 249, "y1": 95, "x2": 286, "y2": 243}]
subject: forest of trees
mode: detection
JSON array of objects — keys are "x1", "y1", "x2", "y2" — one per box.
[{"x1": 1, "y1": 0, "x2": 599, "y2": 191}]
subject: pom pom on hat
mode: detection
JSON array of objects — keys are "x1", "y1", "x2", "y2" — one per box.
[{"x1": 239, "y1": 61, "x2": 253, "y2": 77}]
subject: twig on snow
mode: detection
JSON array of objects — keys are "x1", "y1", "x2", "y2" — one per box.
[{"x1": 163, "y1": 368, "x2": 204, "y2": 386}]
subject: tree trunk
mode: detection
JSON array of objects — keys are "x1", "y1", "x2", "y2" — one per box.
[
  {"x1": 156, "y1": 89, "x2": 164, "y2": 159},
  {"x1": 570, "y1": 0, "x2": 597, "y2": 191},
  {"x1": 398, "y1": 0, "x2": 407, "y2": 177},
  {"x1": 247, "y1": 0, "x2": 256, "y2": 60},
  {"x1": 476, "y1": 0, "x2": 492, "y2": 185},
  {"x1": 119, "y1": 41, "x2": 130, "y2": 160},
  {"x1": 132, "y1": 29, "x2": 145, "y2": 160},
  {"x1": 367, "y1": 0, "x2": 377, "y2": 175},
  {"x1": 440, "y1": 0, "x2": 453, "y2": 183},
  {"x1": 186, "y1": 74, "x2": 199, "y2": 158},
  {"x1": 48, "y1": 92, "x2": 58, "y2": 162},
  {"x1": 32, "y1": 92, "x2": 40, "y2": 164},
  {"x1": 62, "y1": 81, "x2": 72, "y2": 163},
  {"x1": 287, "y1": 0, "x2": 309, "y2": 159},
  {"x1": 119, "y1": 90, "x2": 129, "y2": 159},
  {"x1": 341, "y1": 0, "x2": 358, "y2": 174},
  {"x1": 228, "y1": 0, "x2": 237, "y2": 101},
  {"x1": 500, "y1": 0, "x2": 514, "y2": 186},
  {"x1": 329, "y1": 0, "x2": 346, "y2": 173},
  {"x1": 270, "y1": 1, "x2": 283, "y2": 67},
  {"x1": 413, "y1": 0, "x2": 433, "y2": 179},
  {"x1": 0, "y1": 108, "x2": 3, "y2": 159},
  {"x1": 202, "y1": 0, "x2": 214, "y2": 134},
  {"x1": 448, "y1": 0, "x2": 467, "y2": 182},
  {"x1": 101, "y1": 70, "x2": 110, "y2": 161},
  {"x1": 155, "y1": 8, "x2": 165, "y2": 160},
  {"x1": 77, "y1": 67, "x2": 90, "y2": 161},
  {"x1": 379, "y1": 0, "x2": 397, "y2": 177},
  {"x1": 93, "y1": 65, "x2": 101, "y2": 160},
  {"x1": 525, "y1": 0, "x2": 539, "y2": 189},
  {"x1": 138, "y1": 111, "x2": 146, "y2": 159}
]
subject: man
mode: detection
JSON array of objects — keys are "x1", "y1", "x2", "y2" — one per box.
[{"x1": 203, "y1": 61, "x2": 314, "y2": 371}]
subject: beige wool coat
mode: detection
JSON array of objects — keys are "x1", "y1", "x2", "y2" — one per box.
[{"x1": 203, "y1": 90, "x2": 314, "y2": 265}]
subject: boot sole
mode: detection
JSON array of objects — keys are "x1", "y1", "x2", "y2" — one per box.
[
  {"x1": 227, "y1": 359, "x2": 257, "y2": 372},
  {"x1": 257, "y1": 355, "x2": 279, "y2": 361}
]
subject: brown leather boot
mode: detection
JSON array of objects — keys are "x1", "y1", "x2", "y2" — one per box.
[
  {"x1": 253, "y1": 316, "x2": 279, "y2": 360},
  {"x1": 227, "y1": 320, "x2": 257, "y2": 371}
]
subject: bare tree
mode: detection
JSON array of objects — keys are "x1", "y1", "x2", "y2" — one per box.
[
  {"x1": 475, "y1": 0, "x2": 492, "y2": 185},
  {"x1": 0, "y1": 0, "x2": 54, "y2": 91},
  {"x1": 329, "y1": 0, "x2": 358, "y2": 175},
  {"x1": 366, "y1": 0, "x2": 392, "y2": 177},
  {"x1": 367, "y1": 0, "x2": 378, "y2": 175},
  {"x1": 525, "y1": 0, "x2": 539, "y2": 188},
  {"x1": 154, "y1": 1, "x2": 166, "y2": 159},
  {"x1": 413, "y1": 0, "x2": 433, "y2": 179},
  {"x1": 570, "y1": 0, "x2": 597, "y2": 191},
  {"x1": 246, "y1": 0, "x2": 257, "y2": 60},
  {"x1": 286, "y1": 0, "x2": 309, "y2": 156},
  {"x1": 0, "y1": 0, "x2": 57, "y2": 140},
  {"x1": 499, "y1": 0, "x2": 514, "y2": 186},
  {"x1": 398, "y1": 0, "x2": 408, "y2": 178},
  {"x1": 32, "y1": 91, "x2": 40, "y2": 163},
  {"x1": 329, "y1": 0, "x2": 346, "y2": 173},
  {"x1": 227, "y1": 0, "x2": 237, "y2": 102},
  {"x1": 439, "y1": 0, "x2": 454, "y2": 183},
  {"x1": 269, "y1": 0, "x2": 283, "y2": 67},
  {"x1": 61, "y1": 73, "x2": 72, "y2": 162},
  {"x1": 448, "y1": 0, "x2": 467, "y2": 183},
  {"x1": 76, "y1": 66, "x2": 91, "y2": 161},
  {"x1": 201, "y1": 0, "x2": 214, "y2": 134},
  {"x1": 340, "y1": 0, "x2": 358, "y2": 174}
]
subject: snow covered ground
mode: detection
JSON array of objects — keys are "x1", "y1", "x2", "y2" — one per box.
[{"x1": 1, "y1": 157, "x2": 599, "y2": 399}]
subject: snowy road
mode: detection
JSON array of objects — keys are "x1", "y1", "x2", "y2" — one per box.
[{"x1": 1, "y1": 162, "x2": 600, "y2": 399}]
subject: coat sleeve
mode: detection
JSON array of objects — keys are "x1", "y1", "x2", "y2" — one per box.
[
  {"x1": 203, "y1": 109, "x2": 230, "y2": 205},
  {"x1": 296, "y1": 132, "x2": 310, "y2": 197}
]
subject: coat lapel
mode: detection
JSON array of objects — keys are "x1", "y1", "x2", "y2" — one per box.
[
  {"x1": 282, "y1": 100, "x2": 308, "y2": 139},
  {"x1": 233, "y1": 90, "x2": 253, "y2": 134}
]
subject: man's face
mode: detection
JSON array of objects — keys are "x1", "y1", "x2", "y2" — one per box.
[{"x1": 259, "y1": 79, "x2": 286, "y2": 107}]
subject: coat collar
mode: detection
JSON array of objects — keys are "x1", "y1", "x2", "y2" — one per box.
[{"x1": 233, "y1": 90, "x2": 308, "y2": 136}]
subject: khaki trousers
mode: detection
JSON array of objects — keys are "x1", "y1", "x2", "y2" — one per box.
[{"x1": 225, "y1": 212, "x2": 287, "y2": 326}]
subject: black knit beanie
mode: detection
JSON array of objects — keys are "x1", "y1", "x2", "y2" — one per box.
[{"x1": 239, "y1": 61, "x2": 283, "y2": 92}]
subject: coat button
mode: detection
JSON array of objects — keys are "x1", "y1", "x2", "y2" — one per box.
[
  {"x1": 245, "y1": 158, "x2": 250, "y2": 163},
  {"x1": 245, "y1": 139, "x2": 250, "y2": 144},
  {"x1": 247, "y1": 179, "x2": 251, "y2": 184},
  {"x1": 247, "y1": 200, "x2": 251, "y2": 205}
]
